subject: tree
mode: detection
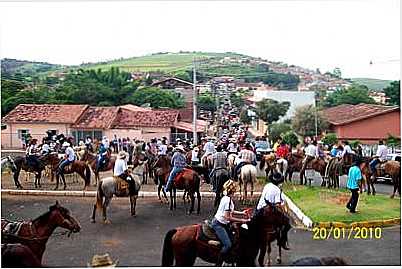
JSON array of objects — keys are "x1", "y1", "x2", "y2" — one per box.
[
  {"x1": 197, "y1": 94, "x2": 217, "y2": 112},
  {"x1": 282, "y1": 131, "x2": 299, "y2": 148},
  {"x1": 254, "y1": 98, "x2": 290, "y2": 126},
  {"x1": 127, "y1": 87, "x2": 184, "y2": 109},
  {"x1": 324, "y1": 84, "x2": 376, "y2": 107},
  {"x1": 387, "y1": 134, "x2": 401, "y2": 147},
  {"x1": 268, "y1": 123, "x2": 292, "y2": 144},
  {"x1": 383, "y1": 80, "x2": 400, "y2": 106},
  {"x1": 332, "y1": 67, "x2": 342, "y2": 78},
  {"x1": 292, "y1": 105, "x2": 328, "y2": 137},
  {"x1": 230, "y1": 92, "x2": 245, "y2": 108},
  {"x1": 322, "y1": 133, "x2": 338, "y2": 146},
  {"x1": 239, "y1": 109, "x2": 251, "y2": 125}
]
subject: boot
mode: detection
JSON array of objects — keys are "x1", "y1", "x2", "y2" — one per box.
[{"x1": 279, "y1": 224, "x2": 291, "y2": 250}]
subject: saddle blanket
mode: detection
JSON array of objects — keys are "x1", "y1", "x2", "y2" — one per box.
[
  {"x1": 113, "y1": 176, "x2": 129, "y2": 193},
  {"x1": 2, "y1": 220, "x2": 23, "y2": 236}
]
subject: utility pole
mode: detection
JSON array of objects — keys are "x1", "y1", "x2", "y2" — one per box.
[
  {"x1": 193, "y1": 58, "x2": 198, "y2": 145},
  {"x1": 314, "y1": 98, "x2": 318, "y2": 139}
]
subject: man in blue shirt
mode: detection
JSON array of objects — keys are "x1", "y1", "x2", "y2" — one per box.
[
  {"x1": 346, "y1": 158, "x2": 364, "y2": 213},
  {"x1": 164, "y1": 145, "x2": 187, "y2": 192}
]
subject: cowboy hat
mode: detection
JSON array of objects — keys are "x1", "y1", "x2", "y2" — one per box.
[
  {"x1": 62, "y1": 142, "x2": 70, "y2": 147},
  {"x1": 117, "y1": 151, "x2": 128, "y2": 159},
  {"x1": 223, "y1": 179, "x2": 237, "y2": 195},
  {"x1": 193, "y1": 146, "x2": 199, "y2": 151},
  {"x1": 88, "y1": 253, "x2": 118, "y2": 267},
  {"x1": 175, "y1": 145, "x2": 185, "y2": 152},
  {"x1": 270, "y1": 172, "x2": 284, "y2": 185}
]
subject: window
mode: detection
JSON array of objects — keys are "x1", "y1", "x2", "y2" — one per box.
[
  {"x1": 17, "y1": 129, "x2": 29, "y2": 139},
  {"x1": 72, "y1": 130, "x2": 103, "y2": 142},
  {"x1": 47, "y1": 130, "x2": 58, "y2": 136}
]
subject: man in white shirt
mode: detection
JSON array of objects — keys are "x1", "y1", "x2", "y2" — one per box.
[
  {"x1": 300, "y1": 141, "x2": 317, "y2": 185},
  {"x1": 370, "y1": 140, "x2": 388, "y2": 174},
  {"x1": 255, "y1": 172, "x2": 291, "y2": 250},
  {"x1": 57, "y1": 142, "x2": 76, "y2": 176},
  {"x1": 341, "y1": 141, "x2": 355, "y2": 157},
  {"x1": 114, "y1": 151, "x2": 135, "y2": 191},
  {"x1": 158, "y1": 139, "x2": 168, "y2": 156}
]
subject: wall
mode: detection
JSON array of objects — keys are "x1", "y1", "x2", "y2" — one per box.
[
  {"x1": 1, "y1": 123, "x2": 70, "y2": 149},
  {"x1": 106, "y1": 127, "x2": 170, "y2": 143},
  {"x1": 332, "y1": 111, "x2": 400, "y2": 144}
]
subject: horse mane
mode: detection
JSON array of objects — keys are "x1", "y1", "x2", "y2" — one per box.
[{"x1": 32, "y1": 210, "x2": 53, "y2": 227}]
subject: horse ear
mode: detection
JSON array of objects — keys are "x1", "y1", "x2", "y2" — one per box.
[{"x1": 55, "y1": 200, "x2": 59, "y2": 206}]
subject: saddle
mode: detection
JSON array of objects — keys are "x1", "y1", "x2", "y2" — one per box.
[
  {"x1": 113, "y1": 176, "x2": 130, "y2": 194},
  {"x1": 197, "y1": 220, "x2": 221, "y2": 246},
  {"x1": 1, "y1": 220, "x2": 23, "y2": 238},
  {"x1": 173, "y1": 168, "x2": 193, "y2": 185}
]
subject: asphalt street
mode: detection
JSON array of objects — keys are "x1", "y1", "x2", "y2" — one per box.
[{"x1": 1, "y1": 194, "x2": 400, "y2": 267}]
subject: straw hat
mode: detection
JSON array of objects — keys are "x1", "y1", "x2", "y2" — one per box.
[
  {"x1": 88, "y1": 253, "x2": 118, "y2": 267},
  {"x1": 223, "y1": 180, "x2": 237, "y2": 195},
  {"x1": 117, "y1": 151, "x2": 128, "y2": 159}
]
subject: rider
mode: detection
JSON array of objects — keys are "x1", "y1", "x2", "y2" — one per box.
[
  {"x1": 57, "y1": 141, "x2": 75, "y2": 175},
  {"x1": 202, "y1": 137, "x2": 216, "y2": 164},
  {"x1": 255, "y1": 172, "x2": 291, "y2": 250},
  {"x1": 316, "y1": 141, "x2": 326, "y2": 159},
  {"x1": 114, "y1": 151, "x2": 135, "y2": 192},
  {"x1": 233, "y1": 142, "x2": 257, "y2": 180},
  {"x1": 227, "y1": 138, "x2": 239, "y2": 156},
  {"x1": 210, "y1": 145, "x2": 228, "y2": 192},
  {"x1": 273, "y1": 137, "x2": 283, "y2": 153},
  {"x1": 95, "y1": 139, "x2": 108, "y2": 173},
  {"x1": 211, "y1": 180, "x2": 251, "y2": 265},
  {"x1": 276, "y1": 141, "x2": 289, "y2": 175},
  {"x1": 369, "y1": 140, "x2": 388, "y2": 175},
  {"x1": 341, "y1": 140, "x2": 355, "y2": 157},
  {"x1": 164, "y1": 145, "x2": 187, "y2": 192},
  {"x1": 191, "y1": 146, "x2": 200, "y2": 166},
  {"x1": 26, "y1": 138, "x2": 41, "y2": 167},
  {"x1": 300, "y1": 140, "x2": 317, "y2": 183},
  {"x1": 158, "y1": 139, "x2": 168, "y2": 156},
  {"x1": 40, "y1": 138, "x2": 51, "y2": 155},
  {"x1": 85, "y1": 136, "x2": 93, "y2": 152}
]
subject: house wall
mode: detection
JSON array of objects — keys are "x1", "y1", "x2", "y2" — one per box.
[
  {"x1": 1, "y1": 123, "x2": 70, "y2": 149},
  {"x1": 331, "y1": 111, "x2": 400, "y2": 144},
  {"x1": 106, "y1": 127, "x2": 171, "y2": 143}
]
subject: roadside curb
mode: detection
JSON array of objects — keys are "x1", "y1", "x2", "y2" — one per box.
[
  {"x1": 1, "y1": 189, "x2": 263, "y2": 199},
  {"x1": 282, "y1": 193, "x2": 313, "y2": 229}
]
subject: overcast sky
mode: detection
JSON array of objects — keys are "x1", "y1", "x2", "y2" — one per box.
[{"x1": 0, "y1": 0, "x2": 400, "y2": 80}]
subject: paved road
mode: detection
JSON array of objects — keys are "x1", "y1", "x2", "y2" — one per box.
[{"x1": 1, "y1": 194, "x2": 400, "y2": 266}]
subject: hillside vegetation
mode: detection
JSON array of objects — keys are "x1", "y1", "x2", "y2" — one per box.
[{"x1": 351, "y1": 78, "x2": 391, "y2": 91}]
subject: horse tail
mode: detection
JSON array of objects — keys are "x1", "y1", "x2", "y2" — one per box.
[
  {"x1": 85, "y1": 164, "x2": 91, "y2": 187},
  {"x1": 162, "y1": 229, "x2": 177, "y2": 266},
  {"x1": 96, "y1": 182, "x2": 104, "y2": 209},
  {"x1": 259, "y1": 156, "x2": 265, "y2": 170}
]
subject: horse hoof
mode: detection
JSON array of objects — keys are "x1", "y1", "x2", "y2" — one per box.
[
  {"x1": 91, "y1": 219, "x2": 96, "y2": 223},
  {"x1": 63, "y1": 186, "x2": 67, "y2": 190},
  {"x1": 131, "y1": 214, "x2": 137, "y2": 217},
  {"x1": 276, "y1": 258, "x2": 282, "y2": 264},
  {"x1": 390, "y1": 195, "x2": 395, "y2": 199},
  {"x1": 104, "y1": 219, "x2": 111, "y2": 224}
]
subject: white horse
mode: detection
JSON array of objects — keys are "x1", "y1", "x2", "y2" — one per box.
[
  {"x1": 1, "y1": 156, "x2": 17, "y2": 174},
  {"x1": 239, "y1": 164, "x2": 257, "y2": 203}
]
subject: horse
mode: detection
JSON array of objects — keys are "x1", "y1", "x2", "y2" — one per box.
[
  {"x1": 285, "y1": 152, "x2": 304, "y2": 182},
  {"x1": 80, "y1": 149, "x2": 116, "y2": 186},
  {"x1": 227, "y1": 153, "x2": 237, "y2": 178},
  {"x1": 2, "y1": 243, "x2": 42, "y2": 267},
  {"x1": 201, "y1": 153, "x2": 214, "y2": 173},
  {"x1": 1, "y1": 156, "x2": 17, "y2": 175},
  {"x1": 161, "y1": 204, "x2": 288, "y2": 266},
  {"x1": 1, "y1": 201, "x2": 81, "y2": 265},
  {"x1": 239, "y1": 164, "x2": 257, "y2": 203},
  {"x1": 152, "y1": 155, "x2": 171, "y2": 203},
  {"x1": 210, "y1": 168, "x2": 230, "y2": 207},
  {"x1": 361, "y1": 158, "x2": 401, "y2": 197},
  {"x1": 259, "y1": 153, "x2": 278, "y2": 179},
  {"x1": 167, "y1": 168, "x2": 202, "y2": 215},
  {"x1": 91, "y1": 162, "x2": 142, "y2": 224},
  {"x1": 324, "y1": 153, "x2": 355, "y2": 189}
]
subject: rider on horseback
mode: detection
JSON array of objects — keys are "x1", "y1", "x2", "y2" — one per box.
[
  {"x1": 276, "y1": 141, "x2": 289, "y2": 175},
  {"x1": 369, "y1": 140, "x2": 388, "y2": 175},
  {"x1": 57, "y1": 142, "x2": 75, "y2": 176},
  {"x1": 211, "y1": 180, "x2": 251, "y2": 265},
  {"x1": 26, "y1": 139, "x2": 41, "y2": 168},
  {"x1": 40, "y1": 138, "x2": 51, "y2": 155},
  {"x1": 95, "y1": 137, "x2": 109, "y2": 173},
  {"x1": 227, "y1": 138, "x2": 239, "y2": 156},
  {"x1": 210, "y1": 145, "x2": 228, "y2": 192},
  {"x1": 233, "y1": 143, "x2": 256, "y2": 180},
  {"x1": 164, "y1": 145, "x2": 187, "y2": 192},
  {"x1": 158, "y1": 139, "x2": 168, "y2": 156},
  {"x1": 255, "y1": 172, "x2": 291, "y2": 250},
  {"x1": 114, "y1": 151, "x2": 135, "y2": 192},
  {"x1": 202, "y1": 138, "x2": 216, "y2": 165},
  {"x1": 300, "y1": 140, "x2": 317, "y2": 183}
]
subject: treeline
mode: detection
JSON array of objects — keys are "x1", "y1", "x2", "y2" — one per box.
[{"x1": 1, "y1": 67, "x2": 185, "y2": 115}]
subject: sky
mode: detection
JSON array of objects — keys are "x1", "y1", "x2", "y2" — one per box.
[{"x1": 0, "y1": 0, "x2": 400, "y2": 80}]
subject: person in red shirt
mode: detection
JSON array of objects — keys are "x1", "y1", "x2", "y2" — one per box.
[{"x1": 276, "y1": 141, "x2": 289, "y2": 177}]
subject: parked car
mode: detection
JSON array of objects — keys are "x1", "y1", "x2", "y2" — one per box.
[{"x1": 255, "y1": 140, "x2": 272, "y2": 161}]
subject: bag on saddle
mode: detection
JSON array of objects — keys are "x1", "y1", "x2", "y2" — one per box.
[
  {"x1": 173, "y1": 168, "x2": 192, "y2": 186},
  {"x1": 114, "y1": 176, "x2": 129, "y2": 193}
]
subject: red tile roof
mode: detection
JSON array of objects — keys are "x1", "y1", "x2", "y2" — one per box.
[
  {"x1": 2, "y1": 104, "x2": 88, "y2": 124},
  {"x1": 72, "y1": 106, "x2": 120, "y2": 129},
  {"x1": 112, "y1": 108, "x2": 179, "y2": 128},
  {"x1": 323, "y1": 103, "x2": 399, "y2": 125},
  {"x1": 174, "y1": 121, "x2": 205, "y2": 132},
  {"x1": 119, "y1": 104, "x2": 152, "y2": 112}
]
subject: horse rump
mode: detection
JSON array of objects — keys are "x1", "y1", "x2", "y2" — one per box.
[
  {"x1": 2, "y1": 243, "x2": 41, "y2": 267},
  {"x1": 161, "y1": 229, "x2": 177, "y2": 266},
  {"x1": 95, "y1": 182, "x2": 104, "y2": 209}
]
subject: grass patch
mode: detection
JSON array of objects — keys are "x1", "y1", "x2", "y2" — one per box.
[{"x1": 283, "y1": 183, "x2": 400, "y2": 223}]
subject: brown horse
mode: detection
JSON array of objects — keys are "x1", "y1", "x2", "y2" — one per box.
[
  {"x1": 1, "y1": 201, "x2": 81, "y2": 265},
  {"x1": 259, "y1": 153, "x2": 278, "y2": 178},
  {"x1": 168, "y1": 168, "x2": 202, "y2": 214},
  {"x1": 286, "y1": 152, "x2": 304, "y2": 182},
  {"x1": 324, "y1": 153, "x2": 355, "y2": 188},
  {"x1": 80, "y1": 149, "x2": 116, "y2": 186},
  {"x1": 161, "y1": 205, "x2": 289, "y2": 266},
  {"x1": 152, "y1": 155, "x2": 172, "y2": 203},
  {"x1": 2, "y1": 243, "x2": 42, "y2": 267}
]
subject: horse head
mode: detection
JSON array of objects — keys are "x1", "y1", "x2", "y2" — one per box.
[
  {"x1": 6, "y1": 156, "x2": 17, "y2": 172},
  {"x1": 49, "y1": 201, "x2": 81, "y2": 234}
]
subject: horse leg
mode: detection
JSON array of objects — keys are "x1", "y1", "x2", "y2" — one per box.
[
  {"x1": 130, "y1": 195, "x2": 138, "y2": 216},
  {"x1": 277, "y1": 245, "x2": 282, "y2": 264},
  {"x1": 188, "y1": 192, "x2": 195, "y2": 215},
  {"x1": 244, "y1": 182, "x2": 248, "y2": 204},
  {"x1": 169, "y1": 189, "x2": 174, "y2": 211},
  {"x1": 258, "y1": 243, "x2": 266, "y2": 266},
  {"x1": 173, "y1": 188, "x2": 177, "y2": 210},
  {"x1": 54, "y1": 173, "x2": 60, "y2": 190},
  {"x1": 61, "y1": 173, "x2": 67, "y2": 190},
  {"x1": 91, "y1": 204, "x2": 97, "y2": 223},
  {"x1": 13, "y1": 169, "x2": 23, "y2": 189},
  {"x1": 103, "y1": 197, "x2": 112, "y2": 224},
  {"x1": 251, "y1": 180, "x2": 254, "y2": 201},
  {"x1": 267, "y1": 243, "x2": 272, "y2": 266},
  {"x1": 196, "y1": 190, "x2": 201, "y2": 214}
]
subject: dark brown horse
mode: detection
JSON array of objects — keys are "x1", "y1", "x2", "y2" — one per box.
[
  {"x1": 80, "y1": 149, "x2": 116, "y2": 186},
  {"x1": 152, "y1": 155, "x2": 172, "y2": 203},
  {"x1": 161, "y1": 205, "x2": 289, "y2": 266},
  {"x1": 1, "y1": 201, "x2": 81, "y2": 265},
  {"x1": 325, "y1": 153, "x2": 355, "y2": 188},
  {"x1": 2, "y1": 243, "x2": 42, "y2": 267},
  {"x1": 286, "y1": 152, "x2": 304, "y2": 182}
]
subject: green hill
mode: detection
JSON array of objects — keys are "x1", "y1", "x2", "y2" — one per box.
[{"x1": 351, "y1": 78, "x2": 392, "y2": 91}]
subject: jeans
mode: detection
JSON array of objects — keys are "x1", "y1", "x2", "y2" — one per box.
[
  {"x1": 369, "y1": 159, "x2": 379, "y2": 174},
  {"x1": 211, "y1": 218, "x2": 232, "y2": 255},
  {"x1": 164, "y1": 167, "x2": 184, "y2": 192},
  {"x1": 347, "y1": 188, "x2": 359, "y2": 212},
  {"x1": 96, "y1": 155, "x2": 105, "y2": 172},
  {"x1": 58, "y1": 159, "x2": 73, "y2": 174},
  {"x1": 27, "y1": 155, "x2": 40, "y2": 168}
]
